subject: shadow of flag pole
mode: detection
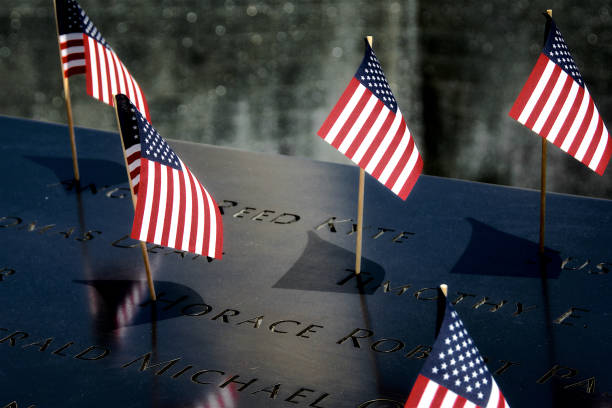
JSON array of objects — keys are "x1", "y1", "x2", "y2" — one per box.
[
  {"x1": 113, "y1": 95, "x2": 157, "y2": 301},
  {"x1": 52, "y1": 0, "x2": 80, "y2": 182},
  {"x1": 354, "y1": 35, "x2": 373, "y2": 276}
]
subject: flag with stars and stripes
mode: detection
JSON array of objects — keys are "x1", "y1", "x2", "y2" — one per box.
[
  {"x1": 115, "y1": 94, "x2": 223, "y2": 259},
  {"x1": 54, "y1": 0, "x2": 150, "y2": 120},
  {"x1": 509, "y1": 15, "x2": 612, "y2": 175},
  {"x1": 317, "y1": 39, "x2": 423, "y2": 200},
  {"x1": 405, "y1": 300, "x2": 510, "y2": 408}
]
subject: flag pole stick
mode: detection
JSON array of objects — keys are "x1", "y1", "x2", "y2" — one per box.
[
  {"x1": 539, "y1": 9, "x2": 552, "y2": 256},
  {"x1": 53, "y1": 0, "x2": 80, "y2": 182},
  {"x1": 355, "y1": 36, "x2": 373, "y2": 276},
  {"x1": 113, "y1": 96, "x2": 156, "y2": 301},
  {"x1": 440, "y1": 284, "x2": 448, "y2": 298}
]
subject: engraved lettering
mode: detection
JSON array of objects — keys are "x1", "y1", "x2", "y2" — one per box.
[
  {"x1": 336, "y1": 328, "x2": 374, "y2": 348},
  {"x1": 252, "y1": 210, "x2": 275, "y2": 221},
  {"x1": 0, "y1": 267, "x2": 15, "y2": 282},
  {"x1": 316, "y1": 217, "x2": 352, "y2": 233},
  {"x1": 105, "y1": 187, "x2": 130, "y2": 199},
  {"x1": 494, "y1": 360, "x2": 520, "y2": 375},
  {"x1": 561, "y1": 257, "x2": 590, "y2": 271},
  {"x1": 269, "y1": 320, "x2": 301, "y2": 334},
  {"x1": 271, "y1": 213, "x2": 300, "y2": 224},
  {"x1": 61, "y1": 179, "x2": 97, "y2": 194},
  {"x1": 21, "y1": 338, "x2": 54, "y2": 352},
  {"x1": 296, "y1": 324, "x2": 323, "y2": 339},
  {"x1": 553, "y1": 307, "x2": 590, "y2": 326},
  {"x1": 589, "y1": 262, "x2": 611, "y2": 275},
  {"x1": 141, "y1": 292, "x2": 187, "y2": 310},
  {"x1": 191, "y1": 370, "x2": 225, "y2": 385},
  {"x1": 0, "y1": 331, "x2": 28, "y2": 346},
  {"x1": 218, "y1": 200, "x2": 238, "y2": 215},
  {"x1": 372, "y1": 227, "x2": 395, "y2": 239},
  {"x1": 75, "y1": 230, "x2": 102, "y2": 241},
  {"x1": 23, "y1": 221, "x2": 55, "y2": 234},
  {"x1": 371, "y1": 339, "x2": 404, "y2": 353},
  {"x1": 112, "y1": 235, "x2": 140, "y2": 248},
  {"x1": 451, "y1": 292, "x2": 476, "y2": 305},
  {"x1": 404, "y1": 345, "x2": 431, "y2": 359},
  {"x1": 513, "y1": 303, "x2": 537, "y2": 316},
  {"x1": 414, "y1": 288, "x2": 439, "y2": 301},
  {"x1": 181, "y1": 303, "x2": 213, "y2": 317},
  {"x1": 220, "y1": 375, "x2": 258, "y2": 391},
  {"x1": 381, "y1": 281, "x2": 411, "y2": 296},
  {"x1": 170, "y1": 365, "x2": 193, "y2": 379},
  {"x1": 121, "y1": 352, "x2": 181, "y2": 375},
  {"x1": 74, "y1": 345, "x2": 110, "y2": 361},
  {"x1": 212, "y1": 309, "x2": 240, "y2": 323},
  {"x1": 472, "y1": 297, "x2": 507, "y2": 312},
  {"x1": 52, "y1": 342, "x2": 74, "y2": 356},
  {"x1": 357, "y1": 399, "x2": 403, "y2": 407},
  {"x1": 0, "y1": 216, "x2": 22, "y2": 228},
  {"x1": 233, "y1": 207, "x2": 256, "y2": 218},
  {"x1": 251, "y1": 384, "x2": 282, "y2": 399},
  {"x1": 310, "y1": 393, "x2": 331, "y2": 408},
  {"x1": 391, "y1": 231, "x2": 415, "y2": 243},
  {"x1": 285, "y1": 388, "x2": 314, "y2": 404},
  {"x1": 564, "y1": 377, "x2": 596, "y2": 394},
  {"x1": 237, "y1": 316, "x2": 264, "y2": 329},
  {"x1": 58, "y1": 227, "x2": 75, "y2": 239},
  {"x1": 537, "y1": 364, "x2": 578, "y2": 383}
]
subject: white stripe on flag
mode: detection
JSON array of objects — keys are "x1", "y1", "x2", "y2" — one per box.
[
  {"x1": 167, "y1": 168, "x2": 181, "y2": 249},
  {"x1": 204, "y1": 188, "x2": 218, "y2": 256},
  {"x1": 590, "y1": 127, "x2": 610, "y2": 171},
  {"x1": 139, "y1": 160, "x2": 156, "y2": 241},
  {"x1": 128, "y1": 159, "x2": 140, "y2": 172},
  {"x1": 325, "y1": 85, "x2": 366, "y2": 144},
  {"x1": 575, "y1": 107, "x2": 600, "y2": 161},
  {"x1": 181, "y1": 162, "x2": 193, "y2": 251},
  {"x1": 463, "y1": 401, "x2": 477, "y2": 408},
  {"x1": 351, "y1": 108, "x2": 390, "y2": 164},
  {"x1": 547, "y1": 81, "x2": 579, "y2": 143},
  {"x1": 132, "y1": 174, "x2": 140, "y2": 186},
  {"x1": 87, "y1": 36, "x2": 99, "y2": 100},
  {"x1": 517, "y1": 60, "x2": 556, "y2": 124},
  {"x1": 153, "y1": 165, "x2": 168, "y2": 244},
  {"x1": 338, "y1": 94, "x2": 378, "y2": 154},
  {"x1": 192, "y1": 170, "x2": 206, "y2": 254},
  {"x1": 485, "y1": 379, "x2": 502, "y2": 408},
  {"x1": 104, "y1": 48, "x2": 118, "y2": 98},
  {"x1": 61, "y1": 46, "x2": 84, "y2": 56},
  {"x1": 391, "y1": 138, "x2": 420, "y2": 194},
  {"x1": 121, "y1": 60, "x2": 136, "y2": 104},
  {"x1": 59, "y1": 33, "x2": 83, "y2": 42},
  {"x1": 365, "y1": 111, "x2": 403, "y2": 173},
  {"x1": 63, "y1": 59, "x2": 86, "y2": 70},
  {"x1": 440, "y1": 390, "x2": 459, "y2": 408},
  {"x1": 111, "y1": 51, "x2": 127, "y2": 95},
  {"x1": 96, "y1": 42, "x2": 109, "y2": 104},
  {"x1": 561, "y1": 88, "x2": 590, "y2": 151},
  {"x1": 133, "y1": 79, "x2": 147, "y2": 117},
  {"x1": 532, "y1": 71, "x2": 568, "y2": 134},
  {"x1": 126, "y1": 144, "x2": 140, "y2": 157},
  {"x1": 416, "y1": 380, "x2": 439, "y2": 408}
]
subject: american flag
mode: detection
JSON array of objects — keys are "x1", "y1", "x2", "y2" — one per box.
[
  {"x1": 54, "y1": 0, "x2": 150, "y2": 120},
  {"x1": 509, "y1": 15, "x2": 612, "y2": 175},
  {"x1": 317, "y1": 39, "x2": 423, "y2": 200},
  {"x1": 115, "y1": 94, "x2": 223, "y2": 259},
  {"x1": 405, "y1": 300, "x2": 510, "y2": 408}
]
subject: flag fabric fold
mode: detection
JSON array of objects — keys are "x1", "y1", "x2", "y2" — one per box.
[
  {"x1": 509, "y1": 15, "x2": 612, "y2": 175},
  {"x1": 317, "y1": 39, "x2": 423, "y2": 200},
  {"x1": 115, "y1": 94, "x2": 223, "y2": 259},
  {"x1": 405, "y1": 299, "x2": 510, "y2": 408},
  {"x1": 55, "y1": 0, "x2": 150, "y2": 120}
]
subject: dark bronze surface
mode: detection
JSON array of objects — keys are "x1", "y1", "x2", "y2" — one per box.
[{"x1": 0, "y1": 115, "x2": 611, "y2": 407}]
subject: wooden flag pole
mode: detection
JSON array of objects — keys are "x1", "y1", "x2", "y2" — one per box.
[
  {"x1": 440, "y1": 284, "x2": 448, "y2": 298},
  {"x1": 113, "y1": 96, "x2": 157, "y2": 301},
  {"x1": 53, "y1": 0, "x2": 80, "y2": 182},
  {"x1": 539, "y1": 9, "x2": 552, "y2": 256},
  {"x1": 354, "y1": 36, "x2": 373, "y2": 276}
]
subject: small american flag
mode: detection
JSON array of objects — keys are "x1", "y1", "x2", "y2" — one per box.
[
  {"x1": 405, "y1": 299, "x2": 510, "y2": 408},
  {"x1": 509, "y1": 15, "x2": 612, "y2": 175},
  {"x1": 115, "y1": 94, "x2": 223, "y2": 259},
  {"x1": 54, "y1": 0, "x2": 150, "y2": 120},
  {"x1": 317, "y1": 39, "x2": 423, "y2": 200}
]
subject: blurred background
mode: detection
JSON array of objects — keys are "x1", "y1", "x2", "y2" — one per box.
[{"x1": 2, "y1": 0, "x2": 612, "y2": 198}]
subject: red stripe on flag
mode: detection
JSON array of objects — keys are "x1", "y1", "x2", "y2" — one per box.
[
  {"x1": 160, "y1": 166, "x2": 175, "y2": 248},
  {"x1": 130, "y1": 159, "x2": 150, "y2": 240},
  {"x1": 146, "y1": 162, "x2": 162, "y2": 243},
  {"x1": 65, "y1": 66, "x2": 86, "y2": 77},
  {"x1": 127, "y1": 151, "x2": 141, "y2": 163},
  {"x1": 173, "y1": 170, "x2": 187, "y2": 250},
  {"x1": 568, "y1": 99, "x2": 595, "y2": 157},
  {"x1": 331, "y1": 90, "x2": 371, "y2": 149},
  {"x1": 83, "y1": 34, "x2": 94, "y2": 92},
  {"x1": 198, "y1": 176, "x2": 212, "y2": 257},
  {"x1": 509, "y1": 54, "x2": 550, "y2": 120},
  {"x1": 357, "y1": 111, "x2": 394, "y2": 168},
  {"x1": 553, "y1": 86, "x2": 585, "y2": 148},
  {"x1": 539, "y1": 75, "x2": 573, "y2": 139},
  {"x1": 398, "y1": 154, "x2": 423, "y2": 200},
  {"x1": 129, "y1": 168, "x2": 140, "y2": 181},
  {"x1": 345, "y1": 100, "x2": 384, "y2": 160},
  {"x1": 95, "y1": 42, "x2": 106, "y2": 103},
  {"x1": 110, "y1": 51, "x2": 122, "y2": 106},
  {"x1": 452, "y1": 396, "x2": 467, "y2": 408},
  {"x1": 404, "y1": 375, "x2": 429, "y2": 408},
  {"x1": 317, "y1": 78, "x2": 360, "y2": 138},
  {"x1": 497, "y1": 390, "x2": 506, "y2": 408},
  {"x1": 524, "y1": 65, "x2": 562, "y2": 129},
  {"x1": 595, "y1": 133, "x2": 612, "y2": 175},
  {"x1": 384, "y1": 134, "x2": 415, "y2": 191},
  {"x1": 102, "y1": 45, "x2": 114, "y2": 105},
  {"x1": 582, "y1": 117, "x2": 604, "y2": 166},
  {"x1": 187, "y1": 170, "x2": 199, "y2": 254},
  {"x1": 62, "y1": 53, "x2": 85, "y2": 63},
  {"x1": 371, "y1": 122, "x2": 406, "y2": 179},
  {"x1": 60, "y1": 39, "x2": 83, "y2": 49},
  {"x1": 213, "y1": 194, "x2": 224, "y2": 259},
  {"x1": 431, "y1": 386, "x2": 448, "y2": 407}
]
